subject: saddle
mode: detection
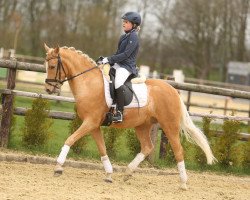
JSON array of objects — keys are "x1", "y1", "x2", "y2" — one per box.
[{"x1": 100, "y1": 65, "x2": 139, "y2": 126}]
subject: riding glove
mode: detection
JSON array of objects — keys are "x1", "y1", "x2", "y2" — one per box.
[{"x1": 102, "y1": 57, "x2": 109, "y2": 64}]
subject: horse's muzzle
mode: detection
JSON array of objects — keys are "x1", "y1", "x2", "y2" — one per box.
[
  {"x1": 45, "y1": 84, "x2": 60, "y2": 95},
  {"x1": 46, "y1": 88, "x2": 53, "y2": 94}
]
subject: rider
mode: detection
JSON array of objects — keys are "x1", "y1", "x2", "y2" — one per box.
[{"x1": 102, "y1": 12, "x2": 141, "y2": 122}]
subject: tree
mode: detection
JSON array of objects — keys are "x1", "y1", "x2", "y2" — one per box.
[
  {"x1": 218, "y1": 0, "x2": 250, "y2": 81},
  {"x1": 166, "y1": 0, "x2": 250, "y2": 79},
  {"x1": 1, "y1": 0, "x2": 250, "y2": 81},
  {"x1": 0, "y1": 0, "x2": 18, "y2": 49}
]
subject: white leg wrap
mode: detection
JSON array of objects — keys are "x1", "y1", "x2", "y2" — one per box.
[
  {"x1": 101, "y1": 155, "x2": 113, "y2": 174},
  {"x1": 128, "y1": 152, "x2": 145, "y2": 171},
  {"x1": 57, "y1": 145, "x2": 70, "y2": 165},
  {"x1": 177, "y1": 161, "x2": 188, "y2": 183}
]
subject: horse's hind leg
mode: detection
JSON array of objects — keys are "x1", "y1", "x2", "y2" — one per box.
[
  {"x1": 160, "y1": 122, "x2": 188, "y2": 190},
  {"x1": 124, "y1": 122, "x2": 154, "y2": 181},
  {"x1": 91, "y1": 128, "x2": 113, "y2": 183}
]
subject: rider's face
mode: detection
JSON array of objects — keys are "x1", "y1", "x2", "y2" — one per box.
[{"x1": 122, "y1": 20, "x2": 133, "y2": 32}]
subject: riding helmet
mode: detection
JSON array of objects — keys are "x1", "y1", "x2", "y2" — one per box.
[{"x1": 122, "y1": 12, "x2": 141, "y2": 26}]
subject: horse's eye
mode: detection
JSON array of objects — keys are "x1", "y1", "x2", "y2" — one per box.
[{"x1": 49, "y1": 65, "x2": 56, "y2": 69}]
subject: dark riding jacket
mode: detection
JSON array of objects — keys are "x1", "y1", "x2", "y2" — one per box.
[{"x1": 107, "y1": 29, "x2": 139, "y2": 76}]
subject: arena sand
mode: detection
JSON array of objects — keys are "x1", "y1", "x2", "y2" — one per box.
[{"x1": 0, "y1": 161, "x2": 249, "y2": 200}]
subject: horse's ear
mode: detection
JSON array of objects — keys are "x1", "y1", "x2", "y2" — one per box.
[
  {"x1": 44, "y1": 43, "x2": 50, "y2": 52},
  {"x1": 54, "y1": 45, "x2": 60, "y2": 54}
]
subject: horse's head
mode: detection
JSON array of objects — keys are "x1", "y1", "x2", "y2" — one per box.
[{"x1": 44, "y1": 43, "x2": 67, "y2": 94}]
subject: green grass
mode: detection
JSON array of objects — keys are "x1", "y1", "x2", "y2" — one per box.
[
  {"x1": 9, "y1": 96, "x2": 132, "y2": 162},
  {"x1": 9, "y1": 96, "x2": 74, "y2": 155},
  {"x1": 9, "y1": 116, "x2": 68, "y2": 154},
  {"x1": 8, "y1": 115, "x2": 133, "y2": 162},
  {"x1": 0, "y1": 68, "x2": 7, "y2": 78}
]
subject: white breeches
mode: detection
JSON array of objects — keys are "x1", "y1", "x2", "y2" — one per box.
[{"x1": 113, "y1": 64, "x2": 131, "y2": 89}]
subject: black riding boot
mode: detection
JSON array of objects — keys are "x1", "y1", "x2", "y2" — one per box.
[{"x1": 113, "y1": 85, "x2": 125, "y2": 123}]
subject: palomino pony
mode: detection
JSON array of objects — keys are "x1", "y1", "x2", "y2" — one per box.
[{"x1": 44, "y1": 44, "x2": 215, "y2": 190}]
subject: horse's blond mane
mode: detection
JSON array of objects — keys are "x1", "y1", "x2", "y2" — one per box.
[{"x1": 61, "y1": 46, "x2": 96, "y2": 65}]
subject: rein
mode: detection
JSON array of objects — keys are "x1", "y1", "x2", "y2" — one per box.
[{"x1": 45, "y1": 54, "x2": 98, "y2": 87}]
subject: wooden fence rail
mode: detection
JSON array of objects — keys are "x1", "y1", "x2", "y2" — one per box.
[
  {"x1": 1, "y1": 106, "x2": 249, "y2": 141},
  {"x1": 12, "y1": 107, "x2": 75, "y2": 120},
  {"x1": 189, "y1": 112, "x2": 250, "y2": 122},
  {"x1": 1, "y1": 79, "x2": 248, "y2": 114},
  {"x1": 1, "y1": 89, "x2": 250, "y2": 122},
  {"x1": 1, "y1": 89, "x2": 75, "y2": 103},
  {"x1": 185, "y1": 77, "x2": 250, "y2": 92},
  {"x1": 186, "y1": 102, "x2": 249, "y2": 113},
  {"x1": 1, "y1": 59, "x2": 250, "y2": 147},
  {"x1": 167, "y1": 80, "x2": 250, "y2": 99},
  {"x1": 1, "y1": 59, "x2": 250, "y2": 99},
  {"x1": 0, "y1": 59, "x2": 45, "y2": 72}
]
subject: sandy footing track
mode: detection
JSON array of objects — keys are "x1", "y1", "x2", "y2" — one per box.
[{"x1": 0, "y1": 160, "x2": 249, "y2": 200}]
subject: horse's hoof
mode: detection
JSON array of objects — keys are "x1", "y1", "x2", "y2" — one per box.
[
  {"x1": 54, "y1": 170, "x2": 63, "y2": 177},
  {"x1": 179, "y1": 183, "x2": 188, "y2": 190},
  {"x1": 54, "y1": 164, "x2": 63, "y2": 177},
  {"x1": 104, "y1": 177, "x2": 113, "y2": 183},
  {"x1": 123, "y1": 167, "x2": 133, "y2": 182},
  {"x1": 104, "y1": 173, "x2": 113, "y2": 183},
  {"x1": 123, "y1": 174, "x2": 132, "y2": 182}
]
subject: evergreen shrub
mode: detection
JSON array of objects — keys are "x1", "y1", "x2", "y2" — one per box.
[
  {"x1": 242, "y1": 140, "x2": 250, "y2": 168},
  {"x1": 22, "y1": 98, "x2": 53, "y2": 148},
  {"x1": 194, "y1": 117, "x2": 213, "y2": 166},
  {"x1": 125, "y1": 129, "x2": 140, "y2": 157},
  {"x1": 214, "y1": 119, "x2": 241, "y2": 167},
  {"x1": 102, "y1": 127, "x2": 121, "y2": 158},
  {"x1": 165, "y1": 142, "x2": 176, "y2": 165}
]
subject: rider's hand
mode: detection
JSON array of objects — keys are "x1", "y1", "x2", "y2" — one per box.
[
  {"x1": 96, "y1": 56, "x2": 104, "y2": 65},
  {"x1": 102, "y1": 57, "x2": 109, "y2": 64}
]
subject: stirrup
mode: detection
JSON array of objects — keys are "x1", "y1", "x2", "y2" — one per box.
[{"x1": 112, "y1": 111, "x2": 123, "y2": 123}]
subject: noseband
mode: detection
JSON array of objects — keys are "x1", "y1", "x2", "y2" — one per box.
[{"x1": 45, "y1": 54, "x2": 98, "y2": 88}]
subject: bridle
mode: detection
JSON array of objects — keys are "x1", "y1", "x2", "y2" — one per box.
[{"x1": 45, "y1": 54, "x2": 98, "y2": 89}]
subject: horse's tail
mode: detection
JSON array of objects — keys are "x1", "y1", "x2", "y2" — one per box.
[{"x1": 179, "y1": 96, "x2": 216, "y2": 165}]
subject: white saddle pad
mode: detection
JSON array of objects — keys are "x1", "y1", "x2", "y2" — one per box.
[{"x1": 102, "y1": 75, "x2": 148, "y2": 108}]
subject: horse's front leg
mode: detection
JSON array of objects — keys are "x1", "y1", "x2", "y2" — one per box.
[
  {"x1": 91, "y1": 128, "x2": 113, "y2": 183},
  {"x1": 54, "y1": 120, "x2": 97, "y2": 176}
]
